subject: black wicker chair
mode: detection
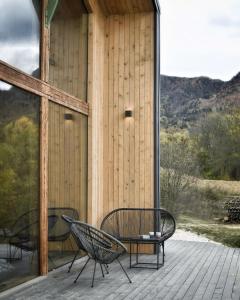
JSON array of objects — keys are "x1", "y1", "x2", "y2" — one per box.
[
  {"x1": 4, "y1": 208, "x2": 78, "y2": 261},
  {"x1": 8, "y1": 210, "x2": 39, "y2": 261},
  {"x1": 101, "y1": 208, "x2": 176, "y2": 269},
  {"x1": 9, "y1": 212, "x2": 58, "y2": 261},
  {"x1": 70, "y1": 221, "x2": 132, "y2": 287},
  {"x1": 48, "y1": 207, "x2": 79, "y2": 245},
  {"x1": 61, "y1": 214, "x2": 82, "y2": 272}
]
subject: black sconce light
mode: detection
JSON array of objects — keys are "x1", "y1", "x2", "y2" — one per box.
[
  {"x1": 125, "y1": 109, "x2": 133, "y2": 118},
  {"x1": 64, "y1": 113, "x2": 73, "y2": 120}
]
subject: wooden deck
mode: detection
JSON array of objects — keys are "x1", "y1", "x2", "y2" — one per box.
[{"x1": 1, "y1": 240, "x2": 240, "y2": 300}]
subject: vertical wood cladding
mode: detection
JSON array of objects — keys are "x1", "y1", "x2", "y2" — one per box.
[
  {"x1": 47, "y1": 1, "x2": 155, "y2": 226},
  {"x1": 49, "y1": 14, "x2": 88, "y2": 101},
  {"x1": 48, "y1": 102, "x2": 87, "y2": 221},
  {"x1": 87, "y1": 1, "x2": 105, "y2": 226},
  {"x1": 102, "y1": 13, "x2": 154, "y2": 219}
]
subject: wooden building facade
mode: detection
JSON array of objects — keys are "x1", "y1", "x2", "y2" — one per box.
[{"x1": 0, "y1": 0, "x2": 160, "y2": 291}]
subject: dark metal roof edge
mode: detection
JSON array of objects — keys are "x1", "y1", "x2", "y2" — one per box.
[
  {"x1": 153, "y1": 0, "x2": 161, "y2": 210},
  {"x1": 152, "y1": 0, "x2": 161, "y2": 13}
]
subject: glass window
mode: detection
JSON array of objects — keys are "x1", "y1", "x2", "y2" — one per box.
[
  {"x1": 0, "y1": 81, "x2": 40, "y2": 292},
  {"x1": 49, "y1": 0, "x2": 88, "y2": 101},
  {"x1": 0, "y1": 0, "x2": 40, "y2": 77},
  {"x1": 160, "y1": 76, "x2": 240, "y2": 248},
  {"x1": 48, "y1": 102, "x2": 87, "y2": 270}
]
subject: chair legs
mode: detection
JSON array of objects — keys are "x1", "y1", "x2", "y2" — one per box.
[
  {"x1": 74, "y1": 258, "x2": 131, "y2": 287},
  {"x1": 48, "y1": 254, "x2": 56, "y2": 268},
  {"x1": 117, "y1": 258, "x2": 132, "y2": 283},
  {"x1": 91, "y1": 261, "x2": 97, "y2": 288},
  {"x1": 103, "y1": 264, "x2": 109, "y2": 274},
  {"x1": 100, "y1": 263, "x2": 105, "y2": 278},
  {"x1": 9, "y1": 245, "x2": 22, "y2": 261},
  {"x1": 74, "y1": 257, "x2": 90, "y2": 283},
  {"x1": 68, "y1": 250, "x2": 80, "y2": 273},
  {"x1": 162, "y1": 242, "x2": 165, "y2": 263}
]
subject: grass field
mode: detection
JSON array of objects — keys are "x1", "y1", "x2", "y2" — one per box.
[
  {"x1": 178, "y1": 178, "x2": 240, "y2": 247},
  {"x1": 178, "y1": 215, "x2": 240, "y2": 248},
  {"x1": 162, "y1": 176, "x2": 240, "y2": 247}
]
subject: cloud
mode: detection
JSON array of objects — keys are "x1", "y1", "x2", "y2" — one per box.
[
  {"x1": 0, "y1": 0, "x2": 40, "y2": 75},
  {"x1": 160, "y1": 0, "x2": 240, "y2": 81},
  {"x1": 0, "y1": 81, "x2": 11, "y2": 91},
  {"x1": 0, "y1": 45, "x2": 39, "y2": 75},
  {"x1": 0, "y1": 0, "x2": 39, "y2": 43},
  {"x1": 210, "y1": 16, "x2": 240, "y2": 28}
]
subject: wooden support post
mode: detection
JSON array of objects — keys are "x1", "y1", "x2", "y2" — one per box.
[
  {"x1": 40, "y1": 97, "x2": 49, "y2": 275},
  {"x1": 39, "y1": 0, "x2": 49, "y2": 276}
]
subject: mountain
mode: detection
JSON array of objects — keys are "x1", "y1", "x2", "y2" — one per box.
[
  {"x1": 0, "y1": 87, "x2": 39, "y2": 126},
  {"x1": 161, "y1": 72, "x2": 240, "y2": 128}
]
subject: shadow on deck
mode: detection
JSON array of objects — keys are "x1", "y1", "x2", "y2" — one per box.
[{"x1": 1, "y1": 240, "x2": 240, "y2": 300}]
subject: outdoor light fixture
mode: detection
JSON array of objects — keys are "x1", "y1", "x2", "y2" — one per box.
[
  {"x1": 64, "y1": 113, "x2": 73, "y2": 120},
  {"x1": 125, "y1": 109, "x2": 133, "y2": 118}
]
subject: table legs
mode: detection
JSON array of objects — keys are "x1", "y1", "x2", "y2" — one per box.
[{"x1": 129, "y1": 242, "x2": 164, "y2": 270}]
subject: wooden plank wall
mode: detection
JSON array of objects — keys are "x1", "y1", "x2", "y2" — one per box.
[
  {"x1": 102, "y1": 12, "x2": 154, "y2": 220},
  {"x1": 48, "y1": 102, "x2": 87, "y2": 221},
  {"x1": 49, "y1": 14, "x2": 88, "y2": 100},
  {"x1": 87, "y1": 1, "x2": 105, "y2": 226},
  {"x1": 47, "y1": 1, "x2": 155, "y2": 228}
]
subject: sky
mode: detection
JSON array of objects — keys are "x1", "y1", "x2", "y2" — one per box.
[
  {"x1": 0, "y1": 0, "x2": 39, "y2": 75},
  {"x1": 0, "y1": 0, "x2": 39, "y2": 90},
  {"x1": 160, "y1": 0, "x2": 240, "y2": 81}
]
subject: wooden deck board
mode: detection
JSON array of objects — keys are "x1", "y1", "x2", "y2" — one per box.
[
  {"x1": 212, "y1": 248, "x2": 235, "y2": 300},
  {"x1": 232, "y1": 251, "x2": 240, "y2": 300},
  {"x1": 192, "y1": 244, "x2": 226, "y2": 300},
  {"x1": 222, "y1": 249, "x2": 240, "y2": 300},
  {"x1": 2, "y1": 240, "x2": 240, "y2": 300}
]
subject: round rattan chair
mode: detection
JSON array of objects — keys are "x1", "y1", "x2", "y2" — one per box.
[{"x1": 70, "y1": 221, "x2": 132, "y2": 287}]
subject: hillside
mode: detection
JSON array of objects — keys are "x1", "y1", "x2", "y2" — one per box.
[
  {"x1": 161, "y1": 72, "x2": 240, "y2": 128},
  {"x1": 0, "y1": 87, "x2": 39, "y2": 126}
]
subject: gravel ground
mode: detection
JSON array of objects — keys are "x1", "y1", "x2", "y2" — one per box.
[{"x1": 171, "y1": 229, "x2": 217, "y2": 243}]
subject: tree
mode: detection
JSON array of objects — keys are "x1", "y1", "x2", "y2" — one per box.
[
  {"x1": 0, "y1": 116, "x2": 39, "y2": 227},
  {"x1": 160, "y1": 129, "x2": 198, "y2": 214},
  {"x1": 194, "y1": 112, "x2": 240, "y2": 180}
]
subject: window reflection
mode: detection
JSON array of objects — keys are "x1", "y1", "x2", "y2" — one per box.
[
  {"x1": 49, "y1": 0, "x2": 88, "y2": 100},
  {"x1": 0, "y1": 81, "x2": 40, "y2": 292},
  {"x1": 0, "y1": 0, "x2": 40, "y2": 77},
  {"x1": 48, "y1": 102, "x2": 87, "y2": 270}
]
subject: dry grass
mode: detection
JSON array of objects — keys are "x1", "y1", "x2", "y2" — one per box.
[{"x1": 196, "y1": 178, "x2": 240, "y2": 195}]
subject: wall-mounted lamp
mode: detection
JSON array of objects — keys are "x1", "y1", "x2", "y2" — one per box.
[
  {"x1": 64, "y1": 113, "x2": 73, "y2": 120},
  {"x1": 125, "y1": 109, "x2": 133, "y2": 118}
]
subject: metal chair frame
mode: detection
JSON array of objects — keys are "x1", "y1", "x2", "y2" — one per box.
[
  {"x1": 101, "y1": 208, "x2": 176, "y2": 269},
  {"x1": 70, "y1": 221, "x2": 132, "y2": 287}
]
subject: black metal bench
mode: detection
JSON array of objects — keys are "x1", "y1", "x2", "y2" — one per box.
[{"x1": 100, "y1": 208, "x2": 176, "y2": 269}]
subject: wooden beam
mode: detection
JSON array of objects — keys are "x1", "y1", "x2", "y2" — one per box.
[
  {"x1": 38, "y1": 0, "x2": 48, "y2": 276},
  {"x1": 39, "y1": 97, "x2": 49, "y2": 275},
  {"x1": 41, "y1": 0, "x2": 49, "y2": 82},
  {"x1": 0, "y1": 61, "x2": 88, "y2": 115}
]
